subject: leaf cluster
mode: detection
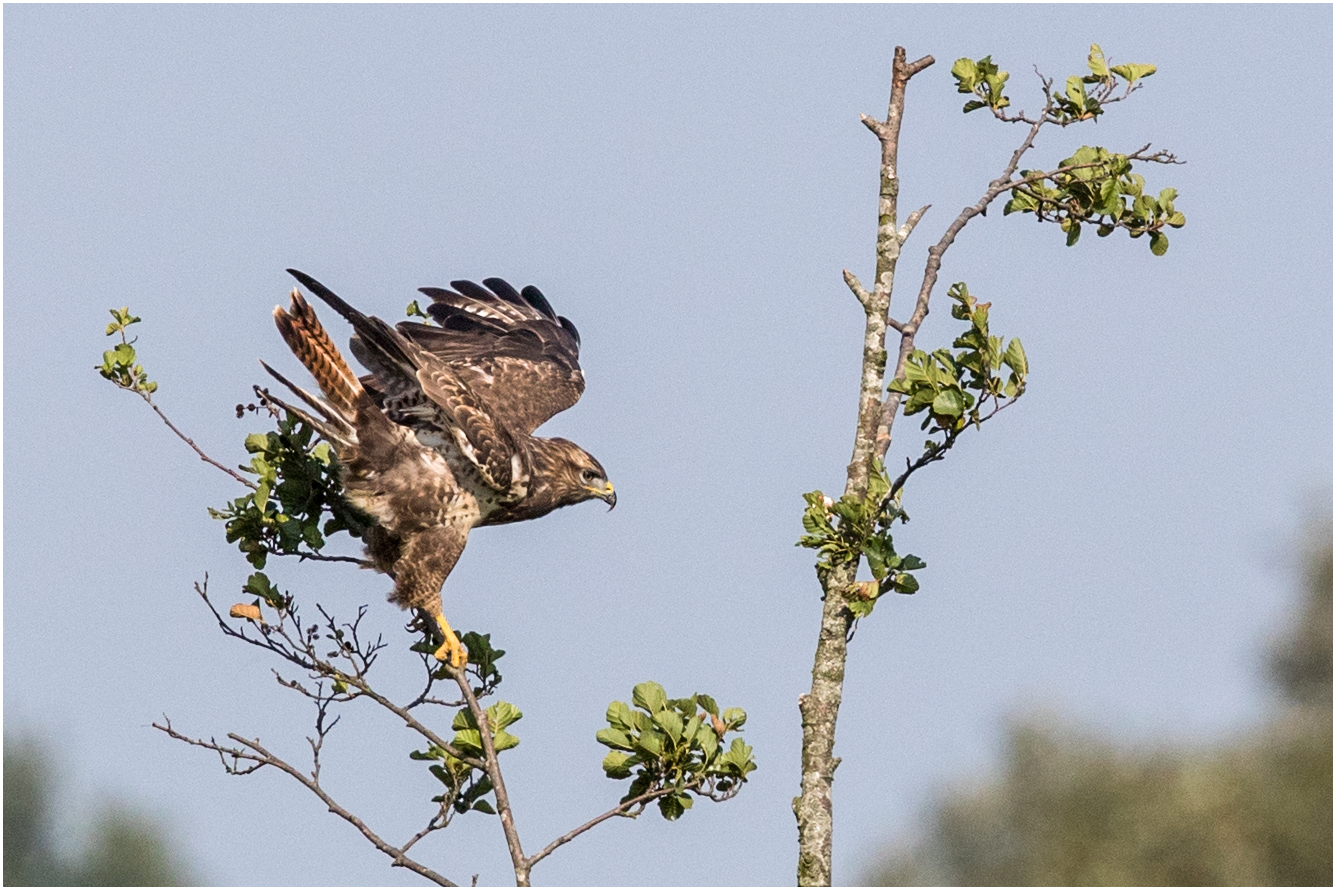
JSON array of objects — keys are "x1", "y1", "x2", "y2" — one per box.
[
  {"x1": 443, "y1": 631, "x2": 506, "y2": 698},
  {"x1": 97, "y1": 308, "x2": 157, "y2": 395},
  {"x1": 207, "y1": 413, "x2": 371, "y2": 569},
  {"x1": 1050, "y1": 45, "x2": 1154, "y2": 124},
  {"x1": 1007, "y1": 146, "x2": 1186, "y2": 254},
  {"x1": 953, "y1": 46, "x2": 1182, "y2": 255},
  {"x1": 596, "y1": 682, "x2": 755, "y2": 820},
  {"x1": 799, "y1": 460, "x2": 924, "y2": 617},
  {"x1": 411, "y1": 698, "x2": 521, "y2": 818},
  {"x1": 890, "y1": 282, "x2": 1028, "y2": 435},
  {"x1": 951, "y1": 55, "x2": 1010, "y2": 113},
  {"x1": 235, "y1": 570, "x2": 293, "y2": 621},
  {"x1": 953, "y1": 45, "x2": 1155, "y2": 122}
]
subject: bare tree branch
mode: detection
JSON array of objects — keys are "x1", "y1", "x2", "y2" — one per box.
[
  {"x1": 190, "y1": 577, "x2": 484, "y2": 768},
  {"x1": 137, "y1": 393, "x2": 258, "y2": 489},
  {"x1": 843, "y1": 269, "x2": 872, "y2": 308},
  {"x1": 526, "y1": 780, "x2": 716, "y2": 869},
  {"x1": 873, "y1": 114, "x2": 1044, "y2": 463},
  {"x1": 153, "y1": 719, "x2": 458, "y2": 887},
  {"x1": 297, "y1": 551, "x2": 374, "y2": 567}
]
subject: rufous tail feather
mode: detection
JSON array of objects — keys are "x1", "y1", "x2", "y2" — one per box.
[{"x1": 272, "y1": 289, "x2": 362, "y2": 414}]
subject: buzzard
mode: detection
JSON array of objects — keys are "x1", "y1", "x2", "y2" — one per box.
[{"x1": 260, "y1": 269, "x2": 615, "y2": 668}]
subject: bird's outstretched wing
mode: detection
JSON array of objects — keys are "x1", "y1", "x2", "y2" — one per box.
[
  {"x1": 407, "y1": 278, "x2": 586, "y2": 435},
  {"x1": 287, "y1": 267, "x2": 531, "y2": 494}
]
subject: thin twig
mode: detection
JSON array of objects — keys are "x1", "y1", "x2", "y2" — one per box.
[
  {"x1": 874, "y1": 112, "x2": 1046, "y2": 461},
  {"x1": 140, "y1": 394, "x2": 257, "y2": 489},
  {"x1": 191, "y1": 578, "x2": 483, "y2": 769},
  {"x1": 886, "y1": 399, "x2": 1016, "y2": 500},
  {"x1": 153, "y1": 720, "x2": 457, "y2": 887},
  {"x1": 525, "y1": 783, "x2": 699, "y2": 869},
  {"x1": 400, "y1": 803, "x2": 452, "y2": 856},
  {"x1": 297, "y1": 551, "x2": 374, "y2": 567}
]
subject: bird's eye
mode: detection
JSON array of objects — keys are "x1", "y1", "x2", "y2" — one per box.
[{"x1": 581, "y1": 469, "x2": 598, "y2": 484}]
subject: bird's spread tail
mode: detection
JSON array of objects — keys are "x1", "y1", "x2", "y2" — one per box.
[
  {"x1": 267, "y1": 280, "x2": 412, "y2": 468},
  {"x1": 272, "y1": 288, "x2": 363, "y2": 416},
  {"x1": 287, "y1": 268, "x2": 422, "y2": 385}
]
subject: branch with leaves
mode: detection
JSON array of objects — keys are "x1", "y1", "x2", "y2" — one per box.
[
  {"x1": 101, "y1": 302, "x2": 756, "y2": 886},
  {"x1": 794, "y1": 44, "x2": 1183, "y2": 886}
]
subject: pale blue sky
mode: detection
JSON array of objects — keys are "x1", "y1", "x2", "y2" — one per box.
[{"x1": 5, "y1": 5, "x2": 1331, "y2": 886}]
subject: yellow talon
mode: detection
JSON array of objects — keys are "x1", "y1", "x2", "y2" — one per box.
[{"x1": 431, "y1": 613, "x2": 468, "y2": 668}]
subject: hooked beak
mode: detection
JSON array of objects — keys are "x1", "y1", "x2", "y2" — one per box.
[{"x1": 596, "y1": 483, "x2": 616, "y2": 510}]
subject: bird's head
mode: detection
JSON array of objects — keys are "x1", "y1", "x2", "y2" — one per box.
[{"x1": 547, "y1": 438, "x2": 616, "y2": 510}]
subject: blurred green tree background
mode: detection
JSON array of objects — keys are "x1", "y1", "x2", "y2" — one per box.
[
  {"x1": 4, "y1": 736, "x2": 197, "y2": 886},
  {"x1": 865, "y1": 516, "x2": 1332, "y2": 886}
]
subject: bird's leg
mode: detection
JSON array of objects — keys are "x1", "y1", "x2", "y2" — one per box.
[
  {"x1": 397, "y1": 528, "x2": 469, "y2": 668},
  {"x1": 432, "y1": 612, "x2": 468, "y2": 668}
]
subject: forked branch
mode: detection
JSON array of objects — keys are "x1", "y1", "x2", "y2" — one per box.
[{"x1": 153, "y1": 719, "x2": 458, "y2": 887}]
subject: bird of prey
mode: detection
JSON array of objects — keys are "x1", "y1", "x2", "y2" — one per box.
[{"x1": 260, "y1": 269, "x2": 615, "y2": 668}]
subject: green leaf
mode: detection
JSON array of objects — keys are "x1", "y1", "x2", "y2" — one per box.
[
  {"x1": 658, "y1": 793, "x2": 686, "y2": 821},
  {"x1": 721, "y1": 708, "x2": 747, "y2": 730},
  {"x1": 951, "y1": 58, "x2": 978, "y2": 91},
  {"x1": 244, "y1": 432, "x2": 272, "y2": 453},
  {"x1": 624, "y1": 773, "x2": 652, "y2": 802},
  {"x1": 486, "y1": 700, "x2": 523, "y2": 732},
  {"x1": 932, "y1": 388, "x2": 967, "y2": 418},
  {"x1": 605, "y1": 700, "x2": 633, "y2": 729},
  {"x1": 891, "y1": 572, "x2": 920, "y2": 594},
  {"x1": 1003, "y1": 338, "x2": 1028, "y2": 377},
  {"x1": 1087, "y1": 44, "x2": 1109, "y2": 79},
  {"x1": 452, "y1": 728, "x2": 483, "y2": 755},
  {"x1": 1149, "y1": 231, "x2": 1169, "y2": 256},
  {"x1": 241, "y1": 571, "x2": 286, "y2": 609},
  {"x1": 1111, "y1": 62, "x2": 1156, "y2": 83},
  {"x1": 602, "y1": 751, "x2": 634, "y2": 778},
  {"x1": 1065, "y1": 76, "x2": 1086, "y2": 108},
  {"x1": 471, "y1": 800, "x2": 496, "y2": 814},
  {"x1": 653, "y1": 709, "x2": 683, "y2": 744},
  {"x1": 632, "y1": 681, "x2": 668, "y2": 715},
  {"x1": 683, "y1": 713, "x2": 702, "y2": 745},
  {"x1": 492, "y1": 729, "x2": 520, "y2": 752},
  {"x1": 696, "y1": 694, "x2": 719, "y2": 717},
  {"x1": 635, "y1": 728, "x2": 663, "y2": 757},
  {"x1": 597, "y1": 727, "x2": 634, "y2": 751},
  {"x1": 410, "y1": 746, "x2": 447, "y2": 761},
  {"x1": 725, "y1": 737, "x2": 753, "y2": 767}
]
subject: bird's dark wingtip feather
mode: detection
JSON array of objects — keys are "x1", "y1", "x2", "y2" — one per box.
[
  {"x1": 520, "y1": 285, "x2": 557, "y2": 320},
  {"x1": 286, "y1": 269, "x2": 361, "y2": 323},
  {"x1": 482, "y1": 278, "x2": 525, "y2": 306},
  {"x1": 559, "y1": 316, "x2": 581, "y2": 347}
]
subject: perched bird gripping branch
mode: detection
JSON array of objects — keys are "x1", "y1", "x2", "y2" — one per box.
[{"x1": 261, "y1": 269, "x2": 615, "y2": 668}]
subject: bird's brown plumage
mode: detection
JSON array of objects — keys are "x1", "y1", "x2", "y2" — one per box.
[{"x1": 263, "y1": 270, "x2": 614, "y2": 667}]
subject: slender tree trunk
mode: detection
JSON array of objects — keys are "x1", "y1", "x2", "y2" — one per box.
[{"x1": 795, "y1": 47, "x2": 933, "y2": 887}]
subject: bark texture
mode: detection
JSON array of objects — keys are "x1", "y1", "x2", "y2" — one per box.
[{"x1": 795, "y1": 47, "x2": 933, "y2": 887}]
